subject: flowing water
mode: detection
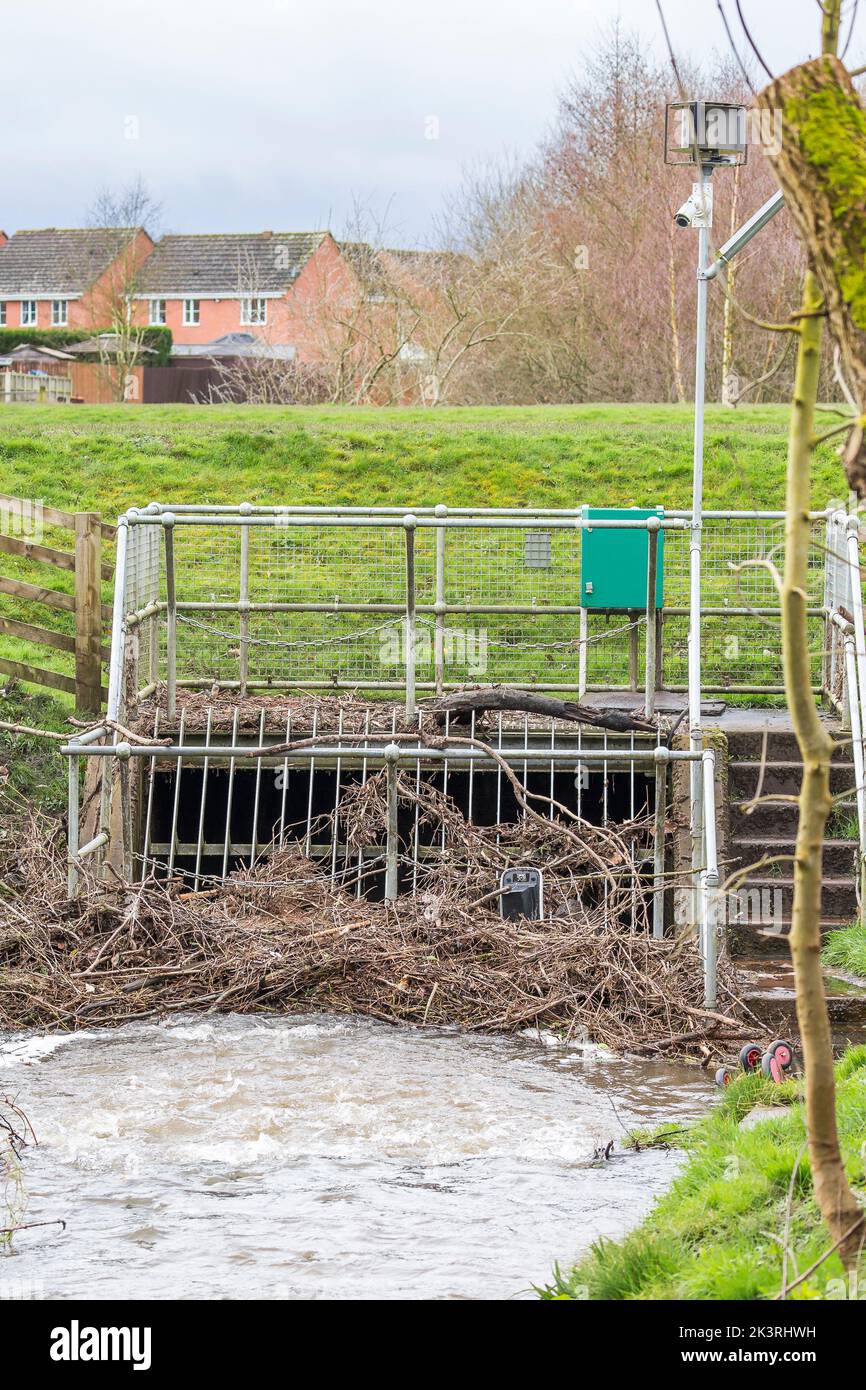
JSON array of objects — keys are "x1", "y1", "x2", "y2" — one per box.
[{"x1": 1, "y1": 1014, "x2": 711, "y2": 1300}]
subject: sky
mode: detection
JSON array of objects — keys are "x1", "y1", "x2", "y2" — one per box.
[{"x1": 2, "y1": 0, "x2": 860, "y2": 246}]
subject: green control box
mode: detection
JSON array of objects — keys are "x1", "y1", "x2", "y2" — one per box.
[{"x1": 580, "y1": 506, "x2": 664, "y2": 610}]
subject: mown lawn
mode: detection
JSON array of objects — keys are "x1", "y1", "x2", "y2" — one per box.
[
  {"x1": 541, "y1": 1048, "x2": 866, "y2": 1300},
  {"x1": 0, "y1": 402, "x2": 851, "y2": 516}
]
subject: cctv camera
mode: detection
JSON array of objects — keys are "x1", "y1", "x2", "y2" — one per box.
[
  {"x1": 674, "y1": 183, "x2": 713, "y2": 230},
  {"x1": 674, "y1": 195, "x2": 698, "y2": 228}
]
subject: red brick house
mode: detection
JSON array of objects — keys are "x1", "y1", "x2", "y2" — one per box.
[
  {"x1": 132, "y1": 230, "x2": 354, "y2": 362},
  {"x1": 0, "y1": 227, "x2": 154, "y2": 332}
]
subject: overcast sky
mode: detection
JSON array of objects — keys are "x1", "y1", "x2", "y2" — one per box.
[{"x1": 3, "y1": 0, "x2": 859, "y2": 245}]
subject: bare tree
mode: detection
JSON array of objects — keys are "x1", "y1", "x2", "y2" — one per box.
[{"x1": 84, "y1": 176, "x2": 161, "y2": 402}]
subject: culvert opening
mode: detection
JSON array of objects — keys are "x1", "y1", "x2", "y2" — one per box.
[{"x1": 144, "y1": 755, "x2": 658, "y2": 903}]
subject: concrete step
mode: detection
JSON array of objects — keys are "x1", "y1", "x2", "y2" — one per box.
[
  {"x1": 726, "y1": 730, "x2": 851, "y2": 762},
  {"x1": 729, "y1": 760, "x2": 857, "y2": 798},
  {"x1": 731, "y1": 836, "x2": 857, "y2": 876},
  {"x1": 731, "y1": 799, "x2": 856, "y2": 837},
  {"x1": 728, "y1": 918, "x2": 850, "y2": 957},
  {"x1": 735, "y1": 877, "x2": 858, "y2": 919},
  {"x1": 734, "y1": 957, "x2": 866, "y2": 1041}
]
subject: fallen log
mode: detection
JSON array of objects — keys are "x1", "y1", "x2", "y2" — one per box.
[{"x1": 423, "y1": 686, "x2": 656, "y2": 733}]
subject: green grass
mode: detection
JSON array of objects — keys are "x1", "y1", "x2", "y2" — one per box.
[
  {"x1": 0, "y1": 402, "x2": 845, "y2": 710},
  {"x1": 0, "y1": 402, "x2": 851, "y2": 515},
  {"x1": 0, "y1": 681, "x2": 70, "y2": 814},
  {"x1": 823, "y1": 922, "x2": 866, "y2": 979},
  {"x1": 540, "y1": 1048, "x2": 866, "y2": 1300}
]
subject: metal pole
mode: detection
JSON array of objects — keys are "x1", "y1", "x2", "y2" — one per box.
[
  {"x1": 689, "y1": 168, "x2": 713, "y2": 931},
  {"x1": 163, "y1": 513, "x2": 177, "y2": 720},
  {"x1": 434, "y1": 505, "x2": 446, "y2": 695},
  {"x1": 67, "y1": 744, "x2": 80, "y2": 899},
  {"x1": 652, "y1": 747, "x2": 669, "y2": 939},
  {"x1": 846, "y1": 517, "x2": 866, "y2": 721},
  {"x1": 384, "y1": 742, "x2": 400, "y2": 902},
  {"x1": 239, "y1": 504, "x2": 251, "y2": 698},
  {"x1": 645, "y1": 517, "x2": 660, "y2": 718},
  {"x1": 843, "y1": 632, "x2": 866, "y2": 927},
  {"x1": 404, "y1": 515, "x2": 417, "y2": 723},
  {"x1": 702, "y1": 747, "x2": 720, "y2": 1008}
]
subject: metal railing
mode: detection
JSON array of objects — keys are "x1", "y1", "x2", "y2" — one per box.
[{"x1": 60, "y1": 500, "x2": 861, "y2": 1008}]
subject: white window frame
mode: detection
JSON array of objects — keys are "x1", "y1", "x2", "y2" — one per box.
[
  {"x1": 149, "y1": 299, "x2": 167, "y2": 326},
  {"x1": 0, "y1": 303, "x2": 6, "y2": 326},
  {"x1": 240, "y1": 297, "x2": 267, "y2": 326},
  {"x1": 51, "y1": 299, "x2": 68, "y2": 326},
  {"x1": 182, "y1": 299, "x2": 200, "y2": 326},
  {"x1": 20, "y1": 300, "x2": 38, "y2": 327}
]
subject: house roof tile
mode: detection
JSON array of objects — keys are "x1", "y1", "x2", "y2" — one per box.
[
  {"x1": 137, "y1": 232, "x2": 327, "y2": 295},
  {"x1": 0, "y1": 228, "x2": 142, "y2": 296}
]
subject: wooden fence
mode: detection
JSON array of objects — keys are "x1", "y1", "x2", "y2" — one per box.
[{"x1": 0, "y1": 495, "x2": 114, "y2": 713}]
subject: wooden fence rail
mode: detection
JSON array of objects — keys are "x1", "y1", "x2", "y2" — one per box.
[{"x1": 0, "y1": 495, "x2": 115, "y2": 713}]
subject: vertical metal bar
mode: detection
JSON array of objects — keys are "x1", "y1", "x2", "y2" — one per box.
[
  {"x1": 846, "y1": 518, "x2": 866, "y2": 721},
  {"x1": 434, "y1": 506, "x2": 446, "y2": 695},
  {"x1": 239, "y1": 516, "x2": 250, "y2": 698},
  {"x1": 331, "y1": 707, "x2": 344, "y2": 883},
  {"x1": 578, "y1": 607, "x2": 588, "y2": 698},
  {"x1": 67, "y1": 746, "x2": 80, "y2": 899},
  {"x1": 495, "y1": 712, "x2": 503, "y2": 840},
  {"x1": 250, "y1": 707, "x2": 265, "y2": 868},
  {"x1": 549, "y1": 718, "x2": 555, "y2": 820},
  {"x1": 404, "y1": 516, "x2": 417, "y2": 722},
  {"x1": 702, "y1": 747, "x2": 720, "y2": 1009},
  {"x1": 278, "y1": 711, "x2": 291, "y2": 847},
  {"x1": 653, "y1": 752, "x2": 667, "y2": 939},
  {"x1": 222, "y1": 707, "x2": 240, "y2": 882},
  {"x1": 689, "y1": 177, "x2": 713, "y2": 930},
  {"x1": 163, "y1": 515, "x2": 177, "y2": 720},
  {"x1": 645, "y1": 520, "x2": 660, "y2": 718},
  {"x1": 357, "y1": 709, "x2": 371, "y2": 897},
  {"x1": 441, "y1": 710, "x2": 450, "y2": 852},
  {"x1": 384, "y1": 743, "x2": 400, "y2": 902},
  {"x1": 167, "y1": 708, "x2": 186, "y2": 877},
  {"x1": 468, "y1": 708, "x2": 477, "y2": 823},
  {"x1": 149, "y1": 524, "x2": 160, "y2": 690},
  {"x1": 843, "y1": 633, "x2": 866, "y2": 928},
  {"x1": 142, "y1": 707, "x2": 160, "y2": 878},
  {"x1": 305, "y1": 706, "x2": 318, "y2": 857},
  {"x1": 193, "y1": 706, "x2": 212, "y2": 890},
  {"x1": 412, "y1": 708, "x2": 422, "y2": 896}
]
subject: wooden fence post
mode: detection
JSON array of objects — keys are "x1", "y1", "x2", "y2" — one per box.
[{"x1": 74, "y1": 511, "x2": 102, "y2": 715}]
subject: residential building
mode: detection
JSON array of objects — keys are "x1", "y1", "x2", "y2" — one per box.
[{"x1": 0, "y1": 227, "x2": 154, "y2": 332}]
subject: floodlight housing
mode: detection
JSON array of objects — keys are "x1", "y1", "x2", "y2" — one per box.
[{"x1": 665, "y1": 101, "x2": 748, "y2": 167}]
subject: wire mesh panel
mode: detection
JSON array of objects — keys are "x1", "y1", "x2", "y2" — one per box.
[{"x1": 117, "y1": 509, "x2": 839, "y2": 701}]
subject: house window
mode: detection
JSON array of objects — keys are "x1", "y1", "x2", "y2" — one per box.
[
  {"x1": 240, "y1": 297, "x2": 267, "y2": 326},
  {"x1": 52, "y1": 300, "x2": 68, "y2": 326},
  {"x1": 182, "y1": 299, "x2": 200, "y2": 326},
  {"x1": 0, "y1": 303, "x2": 5, "y2": 326},
  {"x1": 149, "y1": 299, "x2": 167, "y2": 326},
  {"x1": 20, "y1": 300, "x2": 37, "y2": 326}
]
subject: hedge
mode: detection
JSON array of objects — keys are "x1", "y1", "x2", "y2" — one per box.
[{"x1": 0, "y1": 326, "x2": 173, "y2": 367}]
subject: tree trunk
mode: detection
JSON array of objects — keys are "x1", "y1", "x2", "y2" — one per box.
[
  {"x1": 783, "y1": 268, "x2": 862, "y2": 1267},
  {"x1": 757, "y1": 57, "x2": 866, "y2": 492}
]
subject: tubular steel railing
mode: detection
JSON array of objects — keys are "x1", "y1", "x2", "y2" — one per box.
[{"x1": 61, "y1": 501, "x2": 859, "y2": 1008}]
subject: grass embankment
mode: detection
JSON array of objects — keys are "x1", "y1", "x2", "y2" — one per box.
[
  {"x1": 542, "y1": 1047, "x2": 866, "y2": 1300},
  {"x1": 0, "y1": 402, "x2": 846, "y2": 691}
]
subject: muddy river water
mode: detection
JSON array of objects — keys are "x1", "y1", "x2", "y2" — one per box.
[{"x1": 1, "y1": 1013, "x2": 711, "y2": 1300}]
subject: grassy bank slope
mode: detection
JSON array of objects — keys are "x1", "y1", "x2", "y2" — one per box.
[
  {"x1": 0, "y1": 402, "x2": 849, "y2": 515},
  {"x1": 542, "y1": 1048, "x2": 866, "y2": 1300}
]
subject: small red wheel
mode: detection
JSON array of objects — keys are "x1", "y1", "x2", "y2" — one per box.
[
  {"x1": 715, "y1": 1066, "x2": 733, "y2": 1088},
  {"x1": 739, "y1": 1043, "x2": 763, "y2": 1073},
  {"x1": 761, "y1": 1039, "x2": 794, "y2": 1082}
]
